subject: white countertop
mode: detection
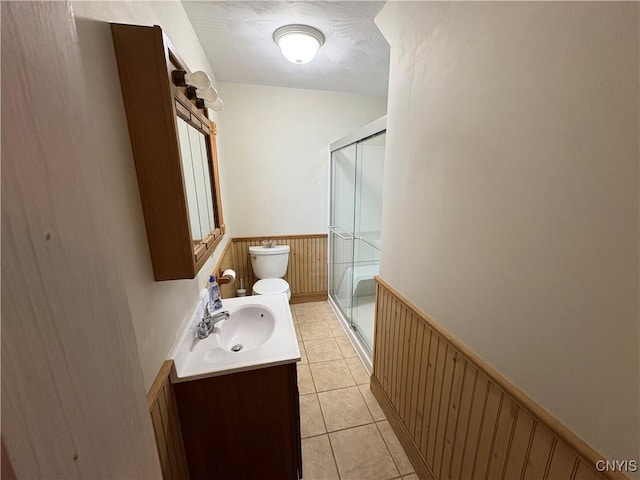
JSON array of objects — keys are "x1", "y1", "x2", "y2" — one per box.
[{"x1": 169, "y1": 293, "x2": 300, "y2": 383}]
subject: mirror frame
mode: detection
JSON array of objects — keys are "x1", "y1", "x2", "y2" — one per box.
[
  {"x1": 167, "y1": 40, "x2": 225, "y2": 269},
  {"x1": 111, "y1": 23, "x2": 225, "y2": 280}
]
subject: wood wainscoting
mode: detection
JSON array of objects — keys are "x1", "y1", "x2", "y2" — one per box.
[
  {"x1": 372, "y1": 276, "x2": 628, "y2": 480},
  {"x1": 217, "y1": 234, "x2": 328, "y2": 304},
  {"x1": 147, "y1": 360, "x2": 189, "y2": 480},
  {"x1": 214, "y1": 238, "x2": 236, "y2": 299}
]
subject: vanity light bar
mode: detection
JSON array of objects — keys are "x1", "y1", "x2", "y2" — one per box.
[
  {"x1": 172, "y1": 69, "x2": 211, "y2": 90},
  {"x1": 173, "y1": 70, "x2": 224, "y2": 112}
]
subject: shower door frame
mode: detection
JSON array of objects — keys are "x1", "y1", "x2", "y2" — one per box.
[{"x1": 328, "y1": 115, "x2": 386, "y2": 374}]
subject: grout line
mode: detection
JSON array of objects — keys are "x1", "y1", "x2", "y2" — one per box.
[
  {"x1": 310, "y1": 381, "x2": 370, "y2": 395},
  {"x1": 375, "y1": 420, "x2": 403, "y2": 478},
  {"x1": 311, "y1": 390, "x2": 330, "y2": 439},
  {"x1": 305, "y1": 357, "x2": 346, "y2": 369},
  {"x1": 306, "y1": 418, "x2": 377, "y2": 438},
  {"x1": 326, "y1": 429, "x2": 343, "y2": 480},
  {"x1": 307, "y1": 361, "x2": 320, "y2": 394},
  {"x1": 303, "y1": 337, "x2": 341, "y2": 347},
  {"x1": 358, "y1": 384, "x2": 383, "y2": 421}
]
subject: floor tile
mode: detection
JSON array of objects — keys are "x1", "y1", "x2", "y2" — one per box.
[
  {"x1": 318, "y1": 386, "x2": 373, "y2": 432},
  {"x1": 377, "y1": 420, "x2": 414, "y2": 475},
  {"x1": 299, "y1": 301, "x2": 333, "y2": 315},
  {"x1": 346, "y1": 356, "x2": 370, "y2": 385},
  {"x1": 294, "y1": 323, "x2": 302, "y2": 341},
  {"x1": 304, "y1": 338, "x2": 342, "y2": 363},
  {"x1": 328, "y1": 320, "x2": 347, "y2": 338},
  {"x1": 358, "y1": 383, "x2": 386, "y2": 421},
  {"x1": 309, "y1": 359, "x2": 355, "y2": 392},
  {"x1": 296, "y1": 311, "x2": 328, "y2": 324},
  {"x1": 402, "y1": 474, "x2": 419, "y2": 480},
  {"x1": 298, "y1": 343, "x2": 308, "y2": 365},
  {"x1": 318, "y1": 303, "x2": 335, "y2": 315},
  {"x1": 300, "y1": 393, "x2": 326, "y2": 438},
  {"x1": 302, "y1": 434, "x2": 339, "y2": 480},
  {"x1": 335, "y1": 335, "x2": 358, "y2": 358},
  {"x1": 293, "y1": 302, "x2": 320, "y2": 313},
  {"x1": 294, "y1": 302, "x2": 331, "y2": 321},
  {"x1": 330, "y1": 424, "x2": 399, "y2": 480},
  {"x1": 299, "y1": 321, "x2": 333, "y2": 341},
  {"x1": 297, "y1": 364, "x2": 315, "y2": 394}
]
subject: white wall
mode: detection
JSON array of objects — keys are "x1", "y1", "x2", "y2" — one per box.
[
  {"x1": 377, "y1": 1, "x2": 639, "y2": 467},
  {"x1": 216, "y1": 82, "x2": 387, "y2": 237},
  {"x1": 2, "y1": 2, "x2": 160, "y2": 476},
  {"x1": 71, "y1": 1, "x2": 230, "y2": 390}
]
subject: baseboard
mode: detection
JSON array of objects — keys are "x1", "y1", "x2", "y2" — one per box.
[
  {"x1": 290, "y1": 292, "x2": 328, "y2": 304},
  {"x1": 371, "y1": 376, "x2": 436, "y2": 480}
]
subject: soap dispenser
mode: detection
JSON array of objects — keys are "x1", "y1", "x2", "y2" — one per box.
[{"x1": 208, "y1": 275, "x2": 223, "y2": 312}]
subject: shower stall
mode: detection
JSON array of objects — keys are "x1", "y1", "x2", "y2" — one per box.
[{"x1": 328, "y1": 116, "x2": 386, "y2": 372}]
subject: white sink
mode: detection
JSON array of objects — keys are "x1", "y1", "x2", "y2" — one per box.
[
  {"x1": 170, "y1": 293, "x2": 300, "y2": 382},
  {"x1": 217, "y1": 305, "x2": 275, "y2": 352}
]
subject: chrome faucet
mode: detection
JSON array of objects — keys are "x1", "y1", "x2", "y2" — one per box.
[{"x1": 196, "y1": 308, "x2": 230, "y2": 339}]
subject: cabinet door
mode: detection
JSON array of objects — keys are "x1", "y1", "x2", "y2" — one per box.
[
  {"x1": 111, "y1": 23, "x2": 226, "y2": 280},
  {"x1": 174, "y1": 364, "x2": 300, "y2": 480}
]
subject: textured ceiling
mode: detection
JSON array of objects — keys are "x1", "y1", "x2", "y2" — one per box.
[{"x1": 181, "y1": 1, "x2": 390, "y2": 95}]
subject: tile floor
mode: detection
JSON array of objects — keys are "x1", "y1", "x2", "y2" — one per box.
[{"x1": 291, "y1": 302, "x2": 416, "y2": 480}]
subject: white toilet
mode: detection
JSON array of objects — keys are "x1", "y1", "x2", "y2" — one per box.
[{"x1": 249, "y1": 245, "x2": 291, "y2": 301}]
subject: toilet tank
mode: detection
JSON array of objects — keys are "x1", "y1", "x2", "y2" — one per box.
[{"x1": 249, "y1": 245, "x2": 290, "y2": 279}]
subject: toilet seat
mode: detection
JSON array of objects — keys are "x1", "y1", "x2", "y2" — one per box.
[{"x1": 253, "y1": 278, "x2": 290, "y2": 298}]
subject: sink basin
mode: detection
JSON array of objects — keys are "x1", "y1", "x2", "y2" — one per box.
[
  {"x1": 170, "y1": 293, "x2": 300, "y2": 382},
  {"x1": 217, "y1": 305, "x2": 275, "y2": 352}
]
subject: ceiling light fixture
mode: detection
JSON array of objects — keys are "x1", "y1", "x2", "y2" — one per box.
[{"x1": 273, "y1": 24, "x2": 325, "y2": 65}]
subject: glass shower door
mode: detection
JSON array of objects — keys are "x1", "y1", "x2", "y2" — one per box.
[
  {"x1": 329, "y1": 116, "x2": 386, "y2": 366},
  {"x1": 351, "y1": 132, "x2": 385, "y2": 352},
  {"x1": 329, "y1": 144, "x2": 356, "y2": 322}
]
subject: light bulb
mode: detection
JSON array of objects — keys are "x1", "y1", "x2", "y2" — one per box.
[
  {"x1": 183, "y1": 71, "x2": 211, "y2": 90},
  {"x1": 196, "y1": 86, "x2": 219, "y2": 102},
  {"x1": 205, "y1": 98, "x2": 224, "y2": 112}
]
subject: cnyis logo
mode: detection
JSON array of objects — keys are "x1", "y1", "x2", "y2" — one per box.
[{"x1": 595, "y1": 460, "x2": 638, "y2": 473}]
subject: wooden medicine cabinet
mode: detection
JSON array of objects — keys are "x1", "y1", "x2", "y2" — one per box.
[{"x1": 111, "y1": 23, "x2": 225, "y2": 281}]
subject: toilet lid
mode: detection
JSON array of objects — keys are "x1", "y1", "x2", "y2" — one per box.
[{"x1": 253, "y1": 278, "x2": 289, "y2": 295}]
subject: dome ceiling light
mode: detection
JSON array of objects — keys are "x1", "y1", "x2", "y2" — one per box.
[{"x1": 273, "y1": 24, "x2": 325, "y2": 64}]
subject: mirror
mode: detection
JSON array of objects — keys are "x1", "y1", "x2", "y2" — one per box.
[{"x1": 176, "y1": 116, "x2": 216, "y2": 245}]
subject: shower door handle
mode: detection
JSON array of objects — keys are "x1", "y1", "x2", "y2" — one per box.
[{"x1": 328, "y1": 226, "x2": 355, "y2": 241}]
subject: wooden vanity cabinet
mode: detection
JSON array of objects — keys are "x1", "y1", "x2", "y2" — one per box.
[
  {"x1": 111, "y1": 23, "x2": 225, "y2": 281},
  {"x1": 173, "y1": 363, "x2": 302, "y2": 480}
]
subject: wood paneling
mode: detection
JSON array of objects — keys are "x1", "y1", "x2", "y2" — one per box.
[
  {"x1": 147, "y1": 361, "x2": 189, "y2": 480},
  {"x1": 371, "y1": 276, "x2": 630, "y2": 480},
  {"x1": 212, "y1": 238, "x2": 235, "y2": 299},
  {"x1": 220, "y1": 234, "x2": 328, "y2": 303}
]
